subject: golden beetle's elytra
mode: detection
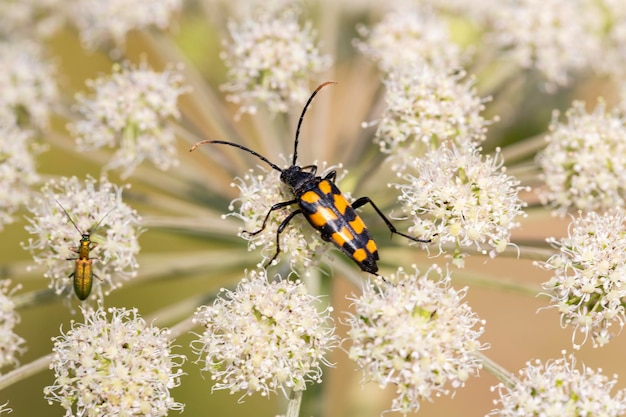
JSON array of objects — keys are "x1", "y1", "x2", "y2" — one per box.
[{"x1": 57, "y1": 201, "x2": 113, "y2": 301}]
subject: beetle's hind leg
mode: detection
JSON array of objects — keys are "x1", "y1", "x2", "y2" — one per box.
[{"x1": 352, "y1": 196, "x2": 431, "y2": 243}]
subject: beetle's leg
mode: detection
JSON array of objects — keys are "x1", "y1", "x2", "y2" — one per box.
[
  {"x1": 323, "y1": 170, "x2": 337, "y2": 182},
  {"x1": 244, "y1": 199, "x2": 298, "y2": 236},
  {"x1": 352, "y1": 196, "x2": 431, "y2": 243},
  {"x1": 265, "y1": 209, "x2": 303, "y2": 266},
  {"x1": 300, "y1": 165, "x2": 318, "y2": 176}
]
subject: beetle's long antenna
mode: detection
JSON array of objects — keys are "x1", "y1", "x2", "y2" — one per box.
[
  {"x1": 57, "y1": 200, "x2": 115, "y2": 235},
  {"x1": 190, "y1": 140, "x2": 283, "y2": 172},
  {"x1": 56, "y1": 200, "x2": 82, "y2": 235},
  {"x1": 90, "y1": 206, "x2": 116, "y2": 234},
  {"x1": 292, "y1": 81, "x2": 337, "y2": 165}
]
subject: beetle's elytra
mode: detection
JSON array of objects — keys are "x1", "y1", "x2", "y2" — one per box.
[
  {"x1": 191, "y1": 81, "x2": 430, "y2": 275},
  {"x1": 57, "y1": 201, "x2": 113, "y2": 300}
]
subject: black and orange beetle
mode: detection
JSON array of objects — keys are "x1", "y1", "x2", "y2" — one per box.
[{"x1": 191, "y1": 81, "x2": 430, "y2": 275}]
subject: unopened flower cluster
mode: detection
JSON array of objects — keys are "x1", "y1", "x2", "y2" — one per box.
[
  {"x1": 0, "y1": 280, "x2": 26, "y2": 370},
  {"x1": 220, "y1": 8, "x2": 331, "y2": 117},
  {"x1": 69, "y1": 61, "x2": 188, "y2": 179},
  {"x1": 392, "y1": 146, "x2": 527, "y2": 265},
  {"x1": 537, "y1": 100, "x2": 626, "y2": 215},
  {"x1": 227, "y1": 163, "x2": 344, "y2": 272},
  {"x1": 346, "y1": 267, "x2": 485, "y2": 414},
  {"x1": 22, "y1": 176, "x2": 142, "y2": 301},
  {"x1": 44, "y1": 307, "x2": 184, "y2": 417},
  {"x1": 540, "y1": 210, "x2": 626, "y2": 348},
  {"x1": 192, "y1": 269, "x2": 337, "y2": 398},
  {"x1": 490, "y1": 353, "x2": 626, "y2": 416}
]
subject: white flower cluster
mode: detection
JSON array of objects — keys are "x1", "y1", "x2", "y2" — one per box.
[
  {"x1": 374, "y1": 65, "x2": 488, "y2": 169},
  {"x1": 44, "y1": 307, "x2": 184, "y2": 417},
  {"x1": 69, "y1": 61, "x2": 188, "y2": 178},
  {"x1": 392, "y1": 145, "x2": 527, "y2": 265},
  {"x1": 192, "y1": 269, "x2": 337, "y2": 398},
  {"x1": 488, "y1": 0, "x2": 601, "y2": 90},
  {"x1": 346, "y1": 266, "x2": 485, "y2": 414},
  {"x1": 0, "y1": 117, "x2": 39, "y2": 231},
  {"x1": 490, "y1": 353, "x2": 626, "y2": 416},
  {"x1": 537, "y1": 100, "x2": 626, "y2": 215},
  {"x1": 0, "y1": 280, "x2": 26, "y2": 370},
  {"x1": 22, "y1": 176, "x2": 142, "y2": 301},
  {"x1": 68, "y1": 0, "x2": 181, "y2": 49},
  {"x1": 0, "y1": 38, "x2": 58, "y2": 130},
  {"x1": 541, "y1": 210, "x2": 626, "y2": 348},
  {"x1": 221, "y1": 8, "x2": 331, "y2": 117},
  {"x1": 355, "y1": 7, "x2": 462, "y2": 73}
]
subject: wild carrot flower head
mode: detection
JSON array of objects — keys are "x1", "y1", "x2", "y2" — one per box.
[
  {"x1": 345, "y1": 266, "x2": 486, "y2": 414},
  {"x1": 22, "y1": 176, "x2": 142, "y2": 301},
  {"x1": 192, "y1": 269, "x2": 337, "y2": 398},
  {"x1": 490, "y1": 352, "x2": 626, "y2": 416},
  {"x1": 537, "y1": 100, "x2": 626, "y2": 215},
  {"x1": 68, "y1": 61, "x2": 188, "y2": 179},
  {"x1": 0, "y1": 280, "x2": 26, "y2": 370},
  {"x1": 44, "y1": 306, "x2": 185, "y2": 416},
  {"x1": 392, "y1": 145, "x2": 527, "y2": 266},
  {"x1": 540, "y1": 210, "x2": 626, "y2": 348},
  {"x1": 220, "y1": 8, "x2": 331, "y2": 117}
]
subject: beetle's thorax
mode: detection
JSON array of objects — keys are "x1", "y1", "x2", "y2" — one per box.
[{"x1": 280, "y1": 165, "x2": 319, "y2": 195}]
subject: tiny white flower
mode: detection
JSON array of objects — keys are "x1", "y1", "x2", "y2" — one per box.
[
  {"x1": 220, "y1": 8, "x2": 331, "y2": 118},
  {"x1": 489, "y1": 352, "x2": 626, "y2": 416},
  {"x1": 346, "y1": 266, "x2": 486, "y2": 414},
  {"x1": 22, "y1": 176, "x2": 142, "y2": 302},
  {"x1": 192, "y1": 269, "x2": 337, "y2": 398},
  {"x1": 539, "y1": 210, "x2": 626, "y2": 348},
  {"x1": 44, "y1": 307, "x2": 185, "y2": 416},
  {"x1": 69, "y1": 61, "x2": 188, "y2": 178}
]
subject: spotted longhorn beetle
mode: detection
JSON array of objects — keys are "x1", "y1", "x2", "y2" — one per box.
[{"x1": 191, "y1": 81, "x2": 430, "y2": 275}]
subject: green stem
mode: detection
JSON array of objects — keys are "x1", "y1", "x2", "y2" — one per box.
[
  {"x1": 286, "y1": 389, "x2": 303, "y2": 417},
  {"x1": 475, "y1": 351, "x2": 518, "y2": 389}
]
